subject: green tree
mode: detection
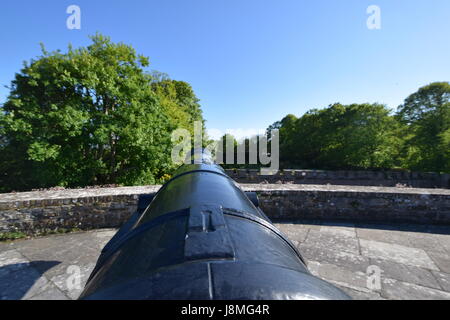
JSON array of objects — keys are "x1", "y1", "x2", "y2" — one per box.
[
  {"x1": 396, "y1": 82, "x2": 450, "y2": 172},
  {"x1": 273, "y1": 103, "x2": 402, "y2": 170},
  {"x1": 217, "y1": 134, "x2": 238, "y2": 169},
  {"x1": 151, "y1": 78, "x2": 204, "y2": 135},
  {"x1": 0, "y1": 34, "x2": 202, "y2": 192}
]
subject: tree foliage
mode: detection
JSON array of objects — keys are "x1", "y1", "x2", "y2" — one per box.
[
  {"x1": 1, "y1": 38, "x2": 448, "y2": 194},
  {"x1": 269, "y1": 82, "x2": 450, "y2": 173},
  {"x1": 396, "y1": 82, "x2": 450, "y2": 172},
  {"x1": 0, "y1": 34, "x2": 204, "y2": 192},
  {"x1": 273, "y1": 103, "x2": 403, "y2": 170},
  {"x1": 151, "y1": 79, "x2": 204, "y2": 135}
]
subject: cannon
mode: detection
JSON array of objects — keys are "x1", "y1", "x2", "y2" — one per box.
[{"x1": 79, "y1": 149, "x2": 350, "y2": 300}]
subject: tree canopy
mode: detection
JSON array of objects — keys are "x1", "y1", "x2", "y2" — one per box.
[
  {"x1": 0, "y1": 34, "x2": 204, "y2": 192},
  {"x1": 216, "y1": 82, "x2": 450, "y2": 174},
  {"x1": 271, "y1": 103, "x2": 403, "y2": 170},
  {"x1": 267, "y1": 83, "x2": 450, "y2": 173},
  {"x1": 396, "y1": 82, "x2": 450, "y2": 172},
  {"x1": 0, "y1": 35, "x2": 448, "y2": 194}
]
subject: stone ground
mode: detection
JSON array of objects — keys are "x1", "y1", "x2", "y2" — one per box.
[{"x1": 1, "y1": 221, "x2": 450, "y2": 300}]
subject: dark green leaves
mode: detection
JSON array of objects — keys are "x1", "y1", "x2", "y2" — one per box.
[
  {"x1": 272, "y1": 82, "x2": 450, "y2": 173},
  {"x1": 0, "y1": 34, "x2": 204, "y2": 192},
  {"x1": 396, "y1": 82, "x2": 450, "y2": 172}
]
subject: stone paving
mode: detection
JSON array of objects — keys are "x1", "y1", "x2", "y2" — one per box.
[{"x1": 1, "y1": 221, "x2": 450, "y2": 300}]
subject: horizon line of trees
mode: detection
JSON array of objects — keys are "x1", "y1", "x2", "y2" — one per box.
[
  {"x1": 0, "y1": 34, "x2": 448, "y2": 194},
  {"x1": 222, "y1": 82, "x2": 450, "y2": 173}
]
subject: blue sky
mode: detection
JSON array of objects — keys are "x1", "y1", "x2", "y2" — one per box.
[{"x1": 1, "y1": 0, "x2": 449, "y2": 139}]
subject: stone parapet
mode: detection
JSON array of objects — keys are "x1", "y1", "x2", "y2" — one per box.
[
  {"x1": 224, "y1": 169, "x2": 450, "y2": 189},
  {"x1": 1, "y1": 184, "x2": 449, "y2": 236}
]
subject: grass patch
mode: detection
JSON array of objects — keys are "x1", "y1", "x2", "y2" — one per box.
[
  {"x1": 42, "y1": 228, "x2": 83, "y2": 236},
  {"x1": 0, "y1": 228, "x2": 85, "y2": 242},
  {"x1": 0, "y1": 231, "x2": 28, "y2": 241}
]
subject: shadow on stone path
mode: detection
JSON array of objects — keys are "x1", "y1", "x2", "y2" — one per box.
[
  {"x1": 0, "y1": 261, "x2": 61, "y2": 299},
  {"x1": 0, "y1": 221, "x2": 450, "y2": 300}
]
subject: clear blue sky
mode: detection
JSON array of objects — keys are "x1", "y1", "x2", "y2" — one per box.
[{"x1": 1, "y1": 0, "x2": 449, "y2": 139}]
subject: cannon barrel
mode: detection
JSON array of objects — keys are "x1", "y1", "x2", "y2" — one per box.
[{"x1": 79, "y1": 149, "x2": 350, "y2": 300}]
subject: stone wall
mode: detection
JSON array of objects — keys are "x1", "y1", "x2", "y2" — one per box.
[
  {"x1": 249, "y1": 185, "x2": 450, "y2": 224},
  {"x1": 1, "y1": 184, "x2": 450, "y2": 236},
  {"x1": 225, "y1": 169, "x2": 450, "y2": 189},
  {"x1": 0, "y1": 186, "x2": 160, "y2": 236}
]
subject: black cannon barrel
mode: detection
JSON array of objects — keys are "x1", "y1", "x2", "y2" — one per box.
[{"x1": 79, "y1": 149, "x2": 350, "y2": 300}]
